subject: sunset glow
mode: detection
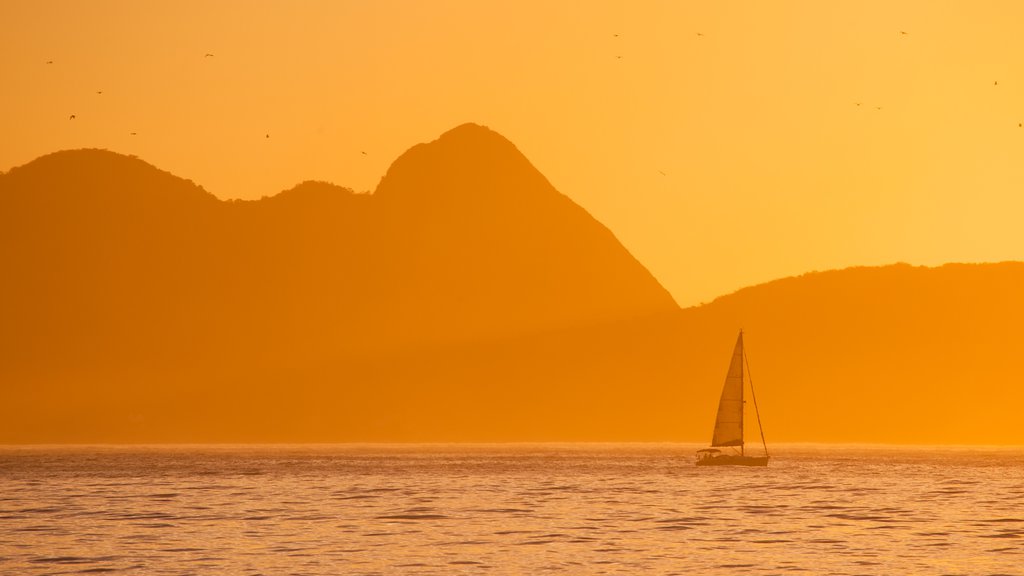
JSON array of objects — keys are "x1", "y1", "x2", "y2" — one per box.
[
  {"x1": 5, "y1": 1, "x2": 1023, "y2": 306},
  {"x1": 4, "y1": 4, "x2": 1024, "y2": 574}
]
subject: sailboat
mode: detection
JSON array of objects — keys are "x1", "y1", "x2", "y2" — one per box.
[{"x1": 696, "y1": 330, "x2": 770, "y2": 466}]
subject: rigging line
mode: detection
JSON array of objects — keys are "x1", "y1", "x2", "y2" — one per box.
[{"x1": 744, "y1": 346, "x2": 769, "y2": 459}]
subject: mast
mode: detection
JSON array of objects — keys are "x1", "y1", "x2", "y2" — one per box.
[
  {"x1": 739, "y1": 330, "x2": 744, "y2": 456},
  {"x1": 744, "y1": 345, "x2": 769, "y2": 459}
]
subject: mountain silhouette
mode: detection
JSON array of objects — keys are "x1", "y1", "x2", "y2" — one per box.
[
  {"x1": 4, "y1": 128, "x2": 1024, "y2": 443},
  {"x1": 339, "y1": 261, "x2": 1024, "y2": 443},
  {"x1": 0, "y1": 124, "x2": 678, "y2": 442},
  {"x1": 671, "y1": 262, "x2": 1024, "y2": 445},
  {"x1": 372, "y1": 124, "x2": 677, "y2": 343}
]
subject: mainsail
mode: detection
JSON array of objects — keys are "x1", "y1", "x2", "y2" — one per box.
[{"x1": 711, "y1": 331, "x2": 744, "y2": 447}]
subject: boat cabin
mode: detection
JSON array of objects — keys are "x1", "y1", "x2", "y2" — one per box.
[{"x1": 695, "y1": 448, "x2": 721, "y2": 463}]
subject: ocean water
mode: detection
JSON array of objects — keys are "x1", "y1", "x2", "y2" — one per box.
[{"x1": 1, "y1": 444, "x2": 1022, "y2": 575}]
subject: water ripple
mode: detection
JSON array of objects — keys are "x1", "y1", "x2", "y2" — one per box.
[{"x1": 1, "y1": 444, "x2": 1023, "y2": 575}]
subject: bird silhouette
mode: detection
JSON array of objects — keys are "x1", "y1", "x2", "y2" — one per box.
[
  {"x1": 899, "y1": 31, "x2": 908, "y2": 35},
  {"x1": 96, "y1": 91, "x2": 103, "y2": 95},
  {"x1": 876, "y1": 106, "x2": 883, "y2": 110},
  {"x1": 46, "y1": 60, "x2": 53, "y2": 65},
  {"x1": 1019, "y1": 122, "x2": 1022, "y2": 128},
  {"x1": 616, "y1": 55, "x2": 623, "y2": 59},
  {"x1": 613, "y1": 34, "x2": 620, "y2": 37},
  {"x1": 855, "y1": 102, "x2": 862, "y2": 106},
  {"x1": 69, "y1": 114, "x2": 76, "y2": 120},
  {"x1": 204, "y1": 53, "x2": 215, "y2": 58},
  {"x1": 265, "y1": 134, "x2": 270, "y2": 139},
  {"x1": 658, "y1": 170, "x2": 666, "y2": 176},
  {"x1": 130, "y1": 132, "x2": 137, "y2": 136},
  {"x1": 696, "y1": 32, "x2": 704, "y2": 37},
  {"x1": 361, "y1": 151, "x2": 367, "y2": 155},
  {"x1": 994, "y1": 81, "x2": 998, "y2": 86}
]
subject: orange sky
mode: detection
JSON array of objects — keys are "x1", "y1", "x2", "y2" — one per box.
[{"x1": 3, "y1": 1, "x2": 1023, "y2": 306}]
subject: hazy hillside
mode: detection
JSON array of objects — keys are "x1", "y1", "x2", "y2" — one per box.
[
  {"x1": 3, "y1": 125, "x2": 1023, "y2": 444},
  {"x1": 323, "y1": 262, "x2": 1024, "y2": 444},
  {"x1": 673, "y1": 262, "x2": 1024, "y2": 445},
  {"x1": 0, "y1": 124, "x2": 678, "y2": 442}
]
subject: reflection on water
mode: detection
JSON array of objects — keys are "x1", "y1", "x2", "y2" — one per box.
[{"x1": 1, "y1": 444, "x2": 1022, "y2": 575}]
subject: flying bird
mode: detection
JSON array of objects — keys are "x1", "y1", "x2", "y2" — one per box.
[
  {"x1": 96, "y1": 91, "x2": 103, "y2": 95},
  {"x1": 46, "y1": 60, "x2": 53, "y2": 64},
  {"x1": 855, "y1": 102, "x2": 862, "y2": 106},
  {"x1": 204, "y1": 53, "x2": 215, "y2": 58},
  {"x1": 613, "y1": 34, "x2": 620, "y2": 37},
  {"x1": 658, "y1": 170, "x2": 666, "y2": 176},
  {"x1": 265, "y1": 134, "x2": 270, "y2": 139},
  {"x1": 876, "y1": 106, "x2": 883, "y2": 110},
  {"x1": 994, "y1": 81, "x2": 998, "y2": 86},
  {"x1": 130, "y1": 132, "x2": 137, "y2": 136},
  {"x1": 361, "y1": 151, "x2": 367, "y2": 155},
  {"x1": 696, "y1": 32, "x2": 704, "y2": 37},
  {"x1": 1019, "y1": 122, "x2": 1022, "y2": 128},
  {"x1": 899, "y1": 31, "x2": 908, "y2": 35},
  {"x1": 69, "y1": 114, "x2": 76, "y2": 120}
]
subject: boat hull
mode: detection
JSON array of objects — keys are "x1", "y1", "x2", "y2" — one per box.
[{"x1": 695, "y1": 455, "x2": 769, "y2": 467}]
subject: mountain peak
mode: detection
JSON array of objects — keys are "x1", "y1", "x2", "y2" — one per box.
[
  {"x1": 373, "y1": 123, "x2": 551, "y2": 203},
  {"x1": 9, "y1": 148, "x2": 171, "y2": 181},
  {"x1": 1, "y1": 148, "x2": 217, "y2": 207},
  {"x1": 437, "y1": 122, "x2": 507, "y2": 142},
  {"x1": 367, "y1": 123, "x2": 679, "y2": 334},
  {"x1": 266, "y1": 180, "x2": 362, "y2": 203}
]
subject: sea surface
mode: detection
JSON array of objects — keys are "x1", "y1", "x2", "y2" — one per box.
[{"x1": 1, "y1": 444, "x2": 1022, "y2": 575}]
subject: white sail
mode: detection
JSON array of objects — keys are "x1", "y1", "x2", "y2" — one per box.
[{"x1": 711, "y1": 331, "x2": 744, "y2": 447}]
